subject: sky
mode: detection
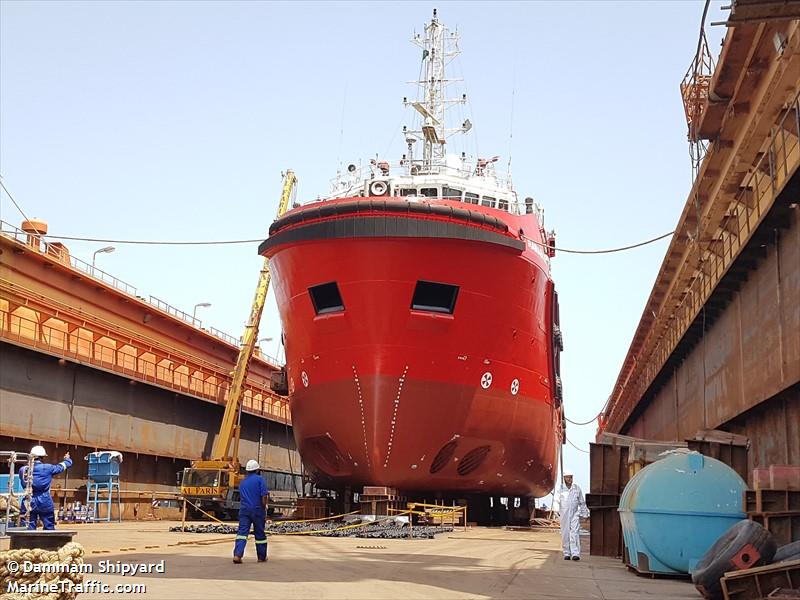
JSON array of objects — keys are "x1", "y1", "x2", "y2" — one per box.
[{"x1": 0, "y1": 0, "x2": 727, "y2": 496}]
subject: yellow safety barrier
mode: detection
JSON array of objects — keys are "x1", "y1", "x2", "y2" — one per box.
[{"x1": 403, "y1": 502, "x2": 468, "y2": 532}]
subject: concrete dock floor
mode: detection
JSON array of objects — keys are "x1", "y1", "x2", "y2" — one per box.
[{"x1": 5, "y1": 521, "x2": 700, "y2": 599}]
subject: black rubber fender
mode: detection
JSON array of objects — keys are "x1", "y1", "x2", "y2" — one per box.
[
  {"x1": 692, "y1": 520, "x2": 777, "y2": 600},
  {"x1": 270, "y1": 199, "x2": 511, "y2": 236},
  {"x1": 553, "y1": 324, "x2": 564, "y2": 352},
  {"x1": 773, "y1": 540, "x2": 800, "y2": 564}
]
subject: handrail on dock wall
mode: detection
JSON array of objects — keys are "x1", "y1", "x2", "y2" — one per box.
[
  {"x1": 0, "y1": 220, "x2": 282, "y2": 364},
  {"x1": 603, "y1": 89, "x2": 800, "y2": 433},
  {"x1": 0, "y1": 306, "x2": 291, "y2": 425}
]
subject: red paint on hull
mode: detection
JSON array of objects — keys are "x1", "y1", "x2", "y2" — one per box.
[{"x1": 262, "y1": 198, "x2": 562, "y2": 496}]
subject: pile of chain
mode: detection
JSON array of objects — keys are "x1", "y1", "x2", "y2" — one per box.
[
  {"x1": 171, "y1": 520, "x2": 454, "y2": 539},
  {"x1": 0, "y1": 542, "x2": 85, "y2": 600}
]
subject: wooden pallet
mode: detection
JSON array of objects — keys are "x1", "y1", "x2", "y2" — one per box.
[
  {"x1": 721, "y1": 558, "x2": 800, "y2": 600},
  {"x1": 744, "y1": 490, "x2": 800, "y2": 514}
]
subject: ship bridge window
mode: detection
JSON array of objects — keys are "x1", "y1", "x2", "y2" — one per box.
[
  {"x1": 411, "y1": 281, "x2": 459, "y2": 314},
  {"x1": 399, "y1": 188, "x2": 417, "y2": 196},
  {"x1": 464, "y1": 192, "x2": 479, "y2": 205},
  {"x1": 420, "y1": 187, "x2": 438, "y2": 198},
  {"x1": 309, "y1": 282, "x2": 345, "y2": 315},
  {"x1": 481, "y1": 196, "x2": 495, "y2": 208},
  {"x1": 442, "y1": 187, "x2": 462, "y2": 200},
  {"x1": 498, "y1": 199, "x2": 509, "y2": 211}
]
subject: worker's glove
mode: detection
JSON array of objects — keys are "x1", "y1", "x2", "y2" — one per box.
[{"x1": 64, "y1": 452, "x2": 71, "y2": 460}]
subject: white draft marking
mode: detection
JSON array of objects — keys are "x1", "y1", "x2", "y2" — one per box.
[
  {"x1": 510, "y1": 379, "x2": 520, "y2": 395},
  {"x1": 352, "y1": 365, "x2": 371, "y2": 468},
  {"x1": 384, "y1": 365, "x2": 409, "y2": 468}
]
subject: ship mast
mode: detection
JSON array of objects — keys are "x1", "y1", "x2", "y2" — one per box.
[{"x1": 405, "y1": 9, "x2": 467, "y2": 173}]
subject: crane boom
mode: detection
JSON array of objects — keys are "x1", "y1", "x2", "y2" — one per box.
[
  {"x1": 181, "y1": 170, "x2": 297, "y2": 506},
  {"x1": 211, "y1": 169, "x2": 297, "y2": 463}
]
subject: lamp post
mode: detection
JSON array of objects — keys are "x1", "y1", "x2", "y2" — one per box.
[
  {"x1": 192, "y1": 302, "x2": 211, "y2": 321},
  {"x1": 91, "y1": 246, "x2": 115, "y2": 274}
]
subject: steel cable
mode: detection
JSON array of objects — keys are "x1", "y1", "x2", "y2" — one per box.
[
  {"x1": 565, "y1": 437, "x2": 590, "y2": 454},
  {"x1": 0, "y1": 228, "x2": 676, "y2": 254},
  {"x1": 563, "y1": 408, "x2": 605, "y2": 426}
]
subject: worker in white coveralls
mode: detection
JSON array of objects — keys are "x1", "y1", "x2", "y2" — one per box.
[{"x1": 559, "y1": 470, "x2": 589, "y2": 560}]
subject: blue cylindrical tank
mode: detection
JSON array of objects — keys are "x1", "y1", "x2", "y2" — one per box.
[{"x1": 618, "y1": 449, "x2": 746, "y2": 575}]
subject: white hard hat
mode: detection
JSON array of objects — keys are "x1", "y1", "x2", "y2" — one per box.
[
  {"x1": 245, "y1": 459, "x2": 260, "y2": 472},
  {"x1": 30, "y1": 445, "x2": 47, "y2": 457},
  {"x1": 563, "y1": 470, "x2": 574, "y2": 477}
]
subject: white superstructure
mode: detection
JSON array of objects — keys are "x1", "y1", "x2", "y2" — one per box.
[{"x1": 324, "y1": 10, "x2": 535, "y2": 217}]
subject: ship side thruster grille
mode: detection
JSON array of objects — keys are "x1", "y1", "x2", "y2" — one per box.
[
  {"x1": 429, "y1": 440, "x2": 459, "y2": 474},
  {"x1": 457, "y1": 445, "x2": 491, "y2": 476}
]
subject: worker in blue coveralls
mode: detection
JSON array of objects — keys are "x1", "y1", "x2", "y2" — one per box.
[
  {"x1": 233, "y1": 459, "x2": 269, "y2": 564},
  {"x1": 19, "y1": 445, "x2": 73, "y2": 530}
]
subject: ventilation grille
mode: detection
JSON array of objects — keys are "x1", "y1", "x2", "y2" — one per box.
[
  {"x1": 429, "y1": 440, "x2": 458, "y2": 474},
  {"x1": 457, "y1": 445, "x2": 491, "y2": 476}
]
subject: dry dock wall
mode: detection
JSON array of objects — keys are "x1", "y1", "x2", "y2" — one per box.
[
  {"x1": 622, "y1": 203, "x2": 800, "y2": 478},
  {"x1": 0, "y1": 342, "x2": 300, "y2": 485}
]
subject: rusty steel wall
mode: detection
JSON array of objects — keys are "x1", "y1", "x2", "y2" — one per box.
[
  {"x1": 728, "y1": 386, "x2": 800, "y2": 473},
  {"x1": 0, "y1": 342, "x2": 300, "y2": 477},
  {"x1": 624, "y1": 205, "x2": 800, "y2": 469}
]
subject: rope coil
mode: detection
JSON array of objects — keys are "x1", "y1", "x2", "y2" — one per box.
[{"x1": 0, "y1": 542, "x2": 85, "y2": 600}]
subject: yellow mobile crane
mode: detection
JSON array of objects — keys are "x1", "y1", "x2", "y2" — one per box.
[{"x1": 180, "y1": 170, "x2": 297, "y2": 519}]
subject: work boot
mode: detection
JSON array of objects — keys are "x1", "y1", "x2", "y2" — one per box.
[
  {"x1": 258, "y1": 558, "x2": 268, "y2": 563},
  {"x1": 233, "y1": 556, "x2": 242, "y2": 564},
  {"x1": 563, "y1": 556, "x2": 570, "y2": 561},
  {"x1": 571, "y1": 556, "x2": 580, "y2": 561}
]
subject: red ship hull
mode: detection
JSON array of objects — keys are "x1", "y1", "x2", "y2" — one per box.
[{"x1": 260, "y1": 198, "x2": 562, "y2": 497}]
